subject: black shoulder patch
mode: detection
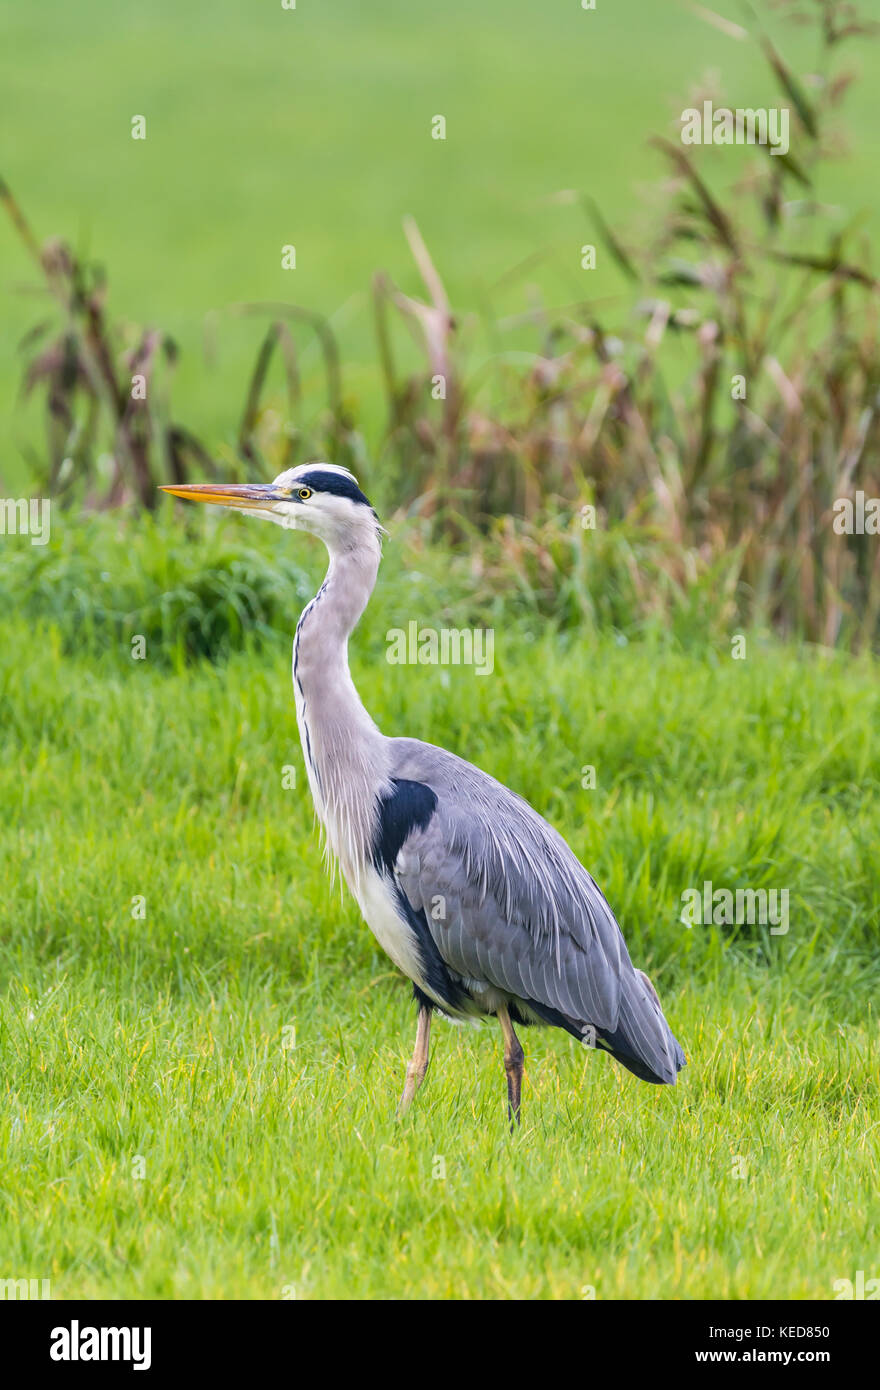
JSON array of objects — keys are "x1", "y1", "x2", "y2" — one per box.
[
  {"x1": 373, "y1": 779, "x2": 468, "y2": 1014},
  {"x1": 296, "y1": 468, "x2": 373, "y2": 509},
  {"x1": 372, "y1": 778, "x2": 438, "y2": 873}
]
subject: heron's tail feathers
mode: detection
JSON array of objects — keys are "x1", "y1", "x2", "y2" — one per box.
[{"x1": 595, "y1": 967, "x2": 686, "y2": 1085}]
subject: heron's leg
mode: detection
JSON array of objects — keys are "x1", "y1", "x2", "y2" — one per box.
[
  {"x1": 497, "y1": 1004, "x2": 524, "y2": 1126},
  {"x1": 398, "y1": 1002, "x2": 432, "y2": 1115}
]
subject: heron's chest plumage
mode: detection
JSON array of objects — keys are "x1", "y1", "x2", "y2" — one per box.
[
  {"x1": 354, "y1": 865, "x2": 478, "y2": 1024},
  {"x1": 353, "y1": 866, "x2": 429, "y2": 987}
]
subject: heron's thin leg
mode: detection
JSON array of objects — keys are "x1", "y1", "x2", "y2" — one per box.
[
  {"x1": 398, "y1": 1002, "x2": 432, "y2": 1115},
  {"x1": 497, "y1": 1004, "x2": 524, "y2": 1126}
]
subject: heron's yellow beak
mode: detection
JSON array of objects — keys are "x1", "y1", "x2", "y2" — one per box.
[{"x1": 159, "y1": 482, "x2": 288, "y2": 509}]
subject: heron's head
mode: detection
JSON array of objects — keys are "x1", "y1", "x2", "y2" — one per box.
[{"x1": 160, "y1": 464, "x2": 380, "y2": 552}]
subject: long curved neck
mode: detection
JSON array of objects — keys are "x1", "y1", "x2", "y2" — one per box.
[{"x1": 292, "y1": 534, "x2": 391, "y2": 884}]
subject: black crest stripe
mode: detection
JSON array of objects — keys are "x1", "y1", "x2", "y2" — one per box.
[{"x1": 296, "y1": 469, "x2": 372, "y2": 508}]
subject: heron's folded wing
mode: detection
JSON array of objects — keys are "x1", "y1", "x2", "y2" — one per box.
[{"x1": 392, "y1": 781, "x2": 627, "y2": 1033}]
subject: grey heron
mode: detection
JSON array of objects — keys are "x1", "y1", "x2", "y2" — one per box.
[{"x1": 160, "y1": 464, "x2": 685, "y2": 1121}]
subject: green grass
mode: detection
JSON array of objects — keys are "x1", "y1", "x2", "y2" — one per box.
[
  {"x1": 1, "y1": 516, "x2": 878, "y2": 1298},
  {"x1": 3, "y1": 0, "x2": 880, "y2": 488}
]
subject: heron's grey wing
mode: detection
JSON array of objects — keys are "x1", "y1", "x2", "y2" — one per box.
[{"x1": 388, "y1": 738, "x2": 628, "y2": 1034}]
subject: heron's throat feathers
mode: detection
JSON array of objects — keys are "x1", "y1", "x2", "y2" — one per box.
[{"x1": 292, "y1": 535, "x2": 391, "y2": 883}]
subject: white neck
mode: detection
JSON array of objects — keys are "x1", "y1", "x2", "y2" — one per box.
[{"x1": 292, "y1": 532, "x2": 391, "y2": 886}]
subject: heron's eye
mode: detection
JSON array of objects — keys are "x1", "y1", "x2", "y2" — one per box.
[{"x1": 297, "y1": 487, "x2": 312, "y2": 501}]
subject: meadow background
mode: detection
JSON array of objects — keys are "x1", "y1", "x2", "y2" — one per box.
[{"x1": 1, "y1": 0, "x2": 879, "y2": 1299}]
